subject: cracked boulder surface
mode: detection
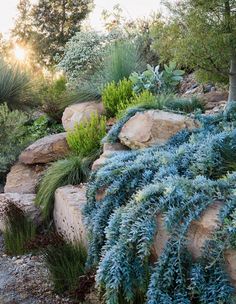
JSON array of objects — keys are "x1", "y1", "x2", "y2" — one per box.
[{"x1": 118, "y1": 110, "x2": 199, "y2": 149}]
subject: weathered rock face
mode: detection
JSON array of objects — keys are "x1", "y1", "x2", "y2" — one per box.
[
  {"x1": 54, "y1": 185, "x2": 87, "y2": 245},
  {"x1": 0, "y1": 193, "x2": 40, "y2": 231},
  {"x1": 152, "y1": 201, "x2": 236, "y2": 287},
  {"x1": 119, "y1": 110, "x2": 199, "y2": 149},
  {"x1": 19, "y1": 133, "x2": 69, "y2": 165},
  {"x1": 153, "y1": 201, "x2": 223, "y2": 259},
  {"x1": 62, "y1": 101, "x2": 104, "y2": 131},
  {"x1": 202, "y1": 91, "x2": 228, "y2": 106},
  {"x1": 4, "y1": 162, "x2": 45, "y2": 194},
  {"x1": 92, "y1": 143, "x2": 129, "y2": 171}
]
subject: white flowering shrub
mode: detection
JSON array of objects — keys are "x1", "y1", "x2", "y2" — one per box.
[{"x1": 58, "y1": 31, "x2": 121, "y2": 82}]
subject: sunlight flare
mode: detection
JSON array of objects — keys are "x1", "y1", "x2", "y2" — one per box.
[{"x1": 13, "y1": 45, "x2": 27, "y2": 61}]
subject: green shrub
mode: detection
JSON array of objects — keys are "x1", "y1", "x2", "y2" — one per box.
[
  {"x1": 164, "y1": 96, "x2": 205, "y2": 113},
  {"x1": 35, "y1": 156, "x2": 89, "y2": 220},
  {"x1": 44, "y1": 241, "x2": 87, "y2": 293},
  {"x1": 68, "y1": 40, "x2": 144, "y2": 104},
  {"x1": 117, "y1": 90, "x2": 157, "y2": 117},
  {"x1": 0, "y1": 103, "x2": 29, "y2": 183},
  {"x1": 3, "y1": 204, "x2": 36, "y2": 255},
  {"x1": 26, "y1": 115, "x2": 64, "y2": 141},
  {"x1": 67, "y1": 114, "x2": 107, "y2": 157},
  {"x1": 0, "y1": 58, "x2": 29, "y2": 109},
  {"x1": 102, "y1": 79, "x2": 133, "y2": 117},
  {"x1": 32, "y1": 75, "x2": 79, "y2": 122},
  {"x1": 58, "y1": 31, "x2": 121, "y2": 82}
]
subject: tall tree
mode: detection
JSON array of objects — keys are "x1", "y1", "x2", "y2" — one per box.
[
  {"x1": 152, "y1": 0, "x2": 236, "y2": 103},
  {"x1": 12, "y1": 0, "x2": 93, "y2": 65},
  {"x1": 12, "y1": 0, "x2": 33, "y2": 43}
]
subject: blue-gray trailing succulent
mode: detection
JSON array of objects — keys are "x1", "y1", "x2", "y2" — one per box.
[{"x1": 84, "y1": 111, "x2": 236, "y2": 304}]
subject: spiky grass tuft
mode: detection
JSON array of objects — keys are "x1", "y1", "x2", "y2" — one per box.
[
  {"x1": 35, "y1": 156, "x2": 89, "y2": 220},
  {"x1": 3, "y1": 204, "x2": 36, "y2": 255},
  {"x1": 44, "y1": 241, "x2": 87, "y2": 293}
]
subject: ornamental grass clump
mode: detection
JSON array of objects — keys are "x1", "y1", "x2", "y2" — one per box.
[
  {"x1": 44, "y1": 241, "x2": 87, "y2": 293},
  {"x1": 101, "y1": 40, "x2": 145, "y2": 85},
  {"x1": 0, "y1": 58, "x2": 29, "y2": 109},
  {"x1": 35, "y1": 156, "x2": 89, "y2": 220},
  {"x1": 36, "y1": 114, "x2": 107, "y2": 221},
  {"x1": 3, "y1": 204, "x2": 36, "y2": 255},
  {"x1": 84, "y1": 111, "x2": 236, "y2": 303}
]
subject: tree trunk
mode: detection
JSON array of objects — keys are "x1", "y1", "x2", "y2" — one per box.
[{"x1": 228, "y1": 56, "x2": 236, "y2": 102}]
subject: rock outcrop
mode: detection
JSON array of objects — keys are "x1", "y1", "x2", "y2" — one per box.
[
  {"x1": 119, "y1": 110, "x2": 199, "y2": 149},
  {"x1": 152, "y1": 201, "x2": 236, "y2": 287},
  {"x1": 4, "y1": 162, "x2": 45, "y2": 194},
  {"x1": 62, "y1": 101, "x2": 104, "y2": 131},
  {"x1": 0, "y1": 193, "x2": 40, "y2": 231},
  {"x1": 92, "y1": 142, "x2": 129, "y2": 171},
  {"x1": 54, "y1": 185, "x2": 87, "y2": 245},
  {"x1": 19, "y1": 133, "x2": 69, "y2": 165}
]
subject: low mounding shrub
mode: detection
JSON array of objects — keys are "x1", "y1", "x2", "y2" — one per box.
[
  {"x1": 26, "y1": 115, "x2": 64, "y2": 141},
  {"x1": 130, "y1": 62, "x2": 184, "y2": 95},
  {"x1": 67, "y1": 114, "x2": 107, "y2": 157},
  {"x1": 0, "y1": 103, "x2": 29, "y2": 183},
  {"x1": 44, "y1": 241, "x2": 87, "y2": 293},
  {"x1": 0, "y1": 58, "x2": 29, "y2": 109},
  {"x1": 164, "y1": 96, "x2": 205, "y2": 113},
  {"x1": 35, "y1": 156, "x2": 89, "y2": 220},
  {"x1": 102, "y1": 79, "x2": 133, "y2": 117},
  {"x1": 116, "y1": 90, "x2": 157, "y2": 117},
  {"x1": 33, "y1": 75, "x2": 79, "y2": 122},
  {"x1": 3, "y1": 204, "x2": 36, "y2": 255}
]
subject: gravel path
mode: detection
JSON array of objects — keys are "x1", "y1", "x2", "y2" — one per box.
[{"x1": 0, "y1": 234, "x2": 74, "y2": 304}]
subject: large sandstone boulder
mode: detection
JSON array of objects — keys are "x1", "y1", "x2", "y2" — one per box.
[
  {"x1": 92, "y1": 143, "x2": 129, "y2": 171},
  {"x1": 54, "y1": 185, "x2": 87, "y2": 245},
  {"x1": 152, "y1": 201, "x2": 236, "y2": 287},
  {"x1": 119, "y1": 110, "x2": 199, "y2": 149},
  {"x1": 0, "y1": 193, "x2": 40, "y2": 231},
  {"x1": 62, "y1": 101, "x2": 104, "y2": 131},
  {"x1": 19, "y1": 133, "x2": 69, "y2": 165},
  {"x1": 4, "y1": 162, "x2": 45, "y2": 194}
]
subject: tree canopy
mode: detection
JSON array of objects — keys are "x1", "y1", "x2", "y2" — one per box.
[
  {"x1": 12, "y1": 0, "x2": 93, "y2": 65},
  {"x1": 151, "y1": 0, "x2": 236, "y2": 101}
]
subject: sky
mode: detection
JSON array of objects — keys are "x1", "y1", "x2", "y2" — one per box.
[{"x1": 0, "y1": 0, "x2": 166, "y2": 36}]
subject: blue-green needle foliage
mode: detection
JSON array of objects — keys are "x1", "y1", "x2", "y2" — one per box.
[{"x1": 84, "y1": 111, "x2": 236, "y2": 304}]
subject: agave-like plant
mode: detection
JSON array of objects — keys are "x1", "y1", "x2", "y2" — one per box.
[{"x1": 0, "y1": 58, "x2": 29, "y2": 108}]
